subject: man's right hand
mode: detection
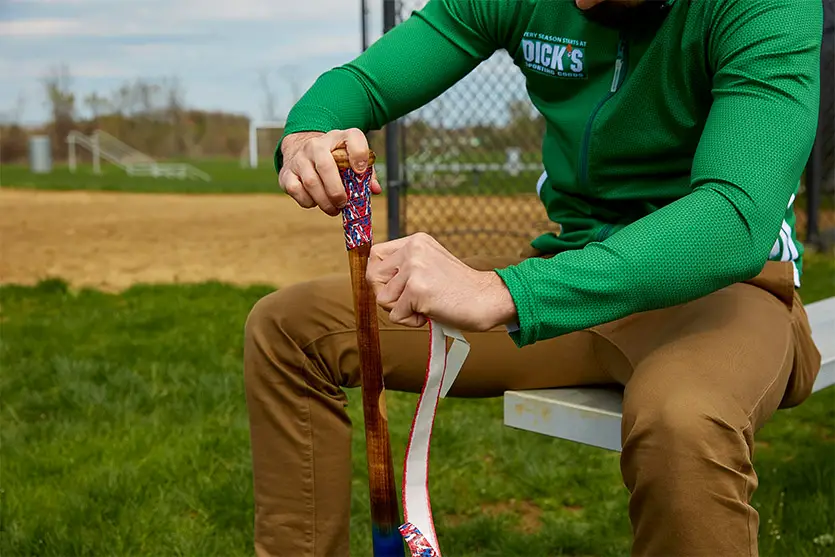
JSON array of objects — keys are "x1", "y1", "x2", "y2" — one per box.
[{"x1": 278, "y1": 129, "x2": 382, "y2": 216}]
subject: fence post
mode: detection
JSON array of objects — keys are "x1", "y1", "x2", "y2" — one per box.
[
  {"x1": 806, "y1": 0, "x2": 834, "y2": 251},
  {"x1": 806, "y1": 121, "x2": 822, "y2": 248},
  {"x1": 384, "y1": 0, "x2": 403, "y2": 240},
  {"x1": 361, "y1": 0, "x2": 369, "y2": 51},
  {"x1": 68, "y1": 133, "x2": 77, "y2": 173},
  {"x1": 92, "y1": 131, "x2": 101, "y2": 175},
  {"x1": 249, "y1": 121, "x2": 258, "y2": 169}
]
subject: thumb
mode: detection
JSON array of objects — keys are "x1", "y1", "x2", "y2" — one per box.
[
  {"x1": 389, "y1": 294, "x2": 427, "y2": 328},
  {"x1": 370, "y1": 167, "x2": 382, "y2": 195},
  {"x1": 324, "y1": 129, "x2": 370, "y2": 172}
]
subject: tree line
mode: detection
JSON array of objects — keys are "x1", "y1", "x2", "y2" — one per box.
[{"x1": 0, "y1": 65, "x2": 252, "y2": 164}]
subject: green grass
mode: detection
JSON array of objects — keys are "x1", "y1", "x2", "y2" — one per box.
[
  {"x1": 4, "y1": 160, "x2": 833, "y2": 202},
  {"x1": 2, "y1": 257, "x2": 833, "y2": 556},
  {"x1": 0, "y1": 161, "x2": 541, "y2": 196},
  {"x1": 0, "y1": 161, "x2": 280, "y2": 195}
]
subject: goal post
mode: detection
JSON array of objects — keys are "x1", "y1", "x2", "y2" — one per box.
[{"x1": 249, "y1": 120, "x2": 286, "y2": 168}]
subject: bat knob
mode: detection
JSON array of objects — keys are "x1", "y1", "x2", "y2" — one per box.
[{"x1": 333, "y1": 147, "x2": 376, "y2": 171}]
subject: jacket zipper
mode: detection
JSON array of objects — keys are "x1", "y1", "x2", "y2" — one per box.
[
  {"x1": 578, "y1": 35, "x2": 629, "y2": 189},
  {"x1": 595, "y1": 223, "x2": 614, "y2": 242}
]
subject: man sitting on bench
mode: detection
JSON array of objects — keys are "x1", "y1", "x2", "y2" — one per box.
[{"x1": 244, "y1": 0, "x2": 824, "y2": 555}]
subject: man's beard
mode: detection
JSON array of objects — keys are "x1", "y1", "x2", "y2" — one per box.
[{"x1": 578, "y1": 0, "x2": 672, "y2": 30}]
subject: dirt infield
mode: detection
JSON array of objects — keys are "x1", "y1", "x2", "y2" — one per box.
[
  {"x1": 0, "y1": 189, "x2": 389, "y2": 291},
  {"x1": 2, "y1": 189, "x2": 831, "y2": 291},
  {"x1": 0, "y1": 189, "x2": 541, "y2": 291}
]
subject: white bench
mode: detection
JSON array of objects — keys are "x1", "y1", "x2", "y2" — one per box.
[{"x1": 504, "y1": 296, "x2": 835, "y2": 452}]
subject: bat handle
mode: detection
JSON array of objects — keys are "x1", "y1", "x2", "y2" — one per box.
[
  {"x1": 335, "y1": 148, "x2": 377, "y2": 251},
  {"x1": 334, "y1": 147, "x2": 404, "y2": 557}
]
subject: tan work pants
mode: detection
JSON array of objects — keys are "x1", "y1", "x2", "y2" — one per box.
[{"x1": 244, "y1": 258, "x2": 821, "y2": 557}]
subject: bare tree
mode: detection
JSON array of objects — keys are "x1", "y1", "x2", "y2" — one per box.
[
  {"x1": 258, "y1": 69, "x2": 279, "y2": 121},
  {"x1": 162, "y1": 76, "x2": 186, "y2": 116},
  {"x1": 278, "y1": 64, "x2": 303, "y2": 107},
  {"x1": 110, "y1": 83, "x2": 132, "y2": 116},
  {"x1": 0, "y1": 90, "x2": 28, "y2": 163},
  {"x1": 134, "y1": 78, "x2": 162, "y2": 117},
  {"x1": 43, "y1": 64, "x2": 75, "y2": 122},
  {"x1": 84, "y1": 92, "x2": 111, "y2": 122},
  {"x1": 162, "y1": 76, "x2": 188, "y2": 155},
  {"x1": 42, "y1": 64, "x2": 76, "y2": 154}
]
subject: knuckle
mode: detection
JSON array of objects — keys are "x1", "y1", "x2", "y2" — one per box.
[
  {"x1": 278, "y1": 165, "x2": 293, "y2": 180},
  {"x1": 298, "y1": 169, "x2": 319, "y2": 186},
  {"x1": 408, "y1": 277, "x2": 426, "y2": 296},
  {"x1": 303, "y1": 138, "x2": 322, "y2": 154},
  {"x1": 409, "y1": 238, "x2": 426, "y2": 255},
  {"x1": 299, "y1": 176, "x2": 315, "y2": 189},
  {"x1": 281, "y1": 179, "x2": 301, "y2": 195},
  {"x1": 311, "y1": 144, "x2": 330, "y2": 161},
  {"x1": 284, "y1": 181, "x2": 300, "y2": 196}
]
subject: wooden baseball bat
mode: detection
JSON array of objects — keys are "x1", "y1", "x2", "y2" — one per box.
[{"x1": 334, "y1": 148, "x2": 405, "y2": 557}]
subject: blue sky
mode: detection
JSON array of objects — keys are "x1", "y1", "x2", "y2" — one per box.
[{"x1": 0, "y1": 0, "x2": 386, "y2": 124}]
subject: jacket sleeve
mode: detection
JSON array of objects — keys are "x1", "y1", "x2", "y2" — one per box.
[
  {"x1": 275, "y1": 0, "x2": 521, "y2": 172},
  {"x1": 496, "y1": 0, "x2": 822, "y2": 347}
]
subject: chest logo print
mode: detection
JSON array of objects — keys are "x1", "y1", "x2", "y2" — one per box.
[{"x1": 521, "y1": 33, "x2": 587, "y2": 79}]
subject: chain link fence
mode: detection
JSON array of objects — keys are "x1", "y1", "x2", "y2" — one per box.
[
  {"x1": 391, "y1": 0, "x2": 556, "y2": 258},
  {"x1": 387, "y1": 0, "x2": 835, "y2": 255},
  {"x1": 805, "y1": 0, "x2": 834, "y2": 249}
]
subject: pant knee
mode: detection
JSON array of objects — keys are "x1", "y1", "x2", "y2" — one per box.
[
  {"x1": 621, "y1": 393, "x2": 753, "y2": 491},
  {"x1": 247, "y1": 278, "x2": 341, "y2": 351},
  {"x1": 621, "y1": 393, "x2": 759, "y2": 555},
  {"x1": 246, "y1": 286, "x2": 302, "y2": 345},
  {"x1": 244, "y1": 278, "x2": 352, "y2": 392}
]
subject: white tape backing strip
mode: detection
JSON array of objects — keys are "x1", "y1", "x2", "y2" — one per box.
[{"x1": 399, "y1": 320, "x2": 469, "y2": 557}]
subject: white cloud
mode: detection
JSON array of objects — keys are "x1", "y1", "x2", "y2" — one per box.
[
  {"x1": 2, "y1": 1, "x2": 355, "y2": 40},
  {"x1": 7, "y1": 0, "x2": 92, "y2": 4},
  {"x1": 270, "y1": 34, "x2": 359, "y2": 60},
  {"x1": 0, "y1": 18, "x2": 82, "y2": 37},
  {"x1": 72, "y1": 61, "x2": 133, "y2": 78},
  {"x1": 174, "y1": 0, "x2": 358, "y2": 23},
  {"x1": 9, "y1": 0, "x2": 96, "y2": 3},
  {"x1": 0, "y1": 0, "x2": 374, "y2": 123}
]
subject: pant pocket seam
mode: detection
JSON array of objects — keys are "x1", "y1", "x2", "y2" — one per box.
[{"x1": 739, "y1": 422, "x2": 756, "y2": 557}]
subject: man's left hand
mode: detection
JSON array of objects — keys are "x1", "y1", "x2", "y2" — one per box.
[{"x1": 366, "y1": 232, "x2": 518, "y2": 331}]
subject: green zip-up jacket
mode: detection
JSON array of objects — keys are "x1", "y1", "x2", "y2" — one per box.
[{"x1": 277, "y1": 0, "x2": 822, "y2": 347}]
